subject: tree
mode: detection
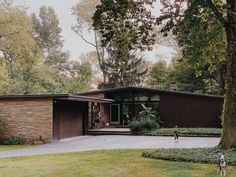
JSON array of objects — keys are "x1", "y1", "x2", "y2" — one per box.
[
  {"x1": 93, "y1": 0, "x2": 156, "y2": 88},
  {"x1": 67, "y1": 60, "x2": 92, "y2": 93},
  {"x1": 72, "y1": 0, "x2": 108, "y2": 83},
  {"x1": 31, "y1": 6, "x2": 69, "y2": 72},
  {"x1": 170, "y1": 57, "x2": 211, "y2": 93},
  {"x1": 0, "y1": 3, "x2": 44, "y2": 94},
  {"x1": 173, "y1": 5, "x2": 226, "y2": 94},
  {"x1": 157, "y1": 0, "x2": 236, "y2": 149},
  {"x1": 148, "y1": 60, "x2": 170, "y2": 90}
]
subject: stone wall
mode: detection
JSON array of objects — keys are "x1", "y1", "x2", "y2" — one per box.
[
  {"x1": 0, "y1": 98, "x2": 53, "y2": 144},
  {"x1": 100, "y1": 103, "x2": 110, "y2": 126}
]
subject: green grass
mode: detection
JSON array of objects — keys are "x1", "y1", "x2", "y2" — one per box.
[
  {"x1": 0, "y1": 145, "x2": 31, "y2": 151},
  {"x1": 143, "y1": 147, "x2": 236, "y2": 165},
  {"x1": 0, "y1": 149, "x2": 235, "y2": 177},
  {"x1": 143, "y1": 128, "x2": 222, "y2": 137}
]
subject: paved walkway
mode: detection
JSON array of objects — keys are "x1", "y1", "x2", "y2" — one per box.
[{"x1": 0, "y1": 135, "x2": 220, "y2": 158}]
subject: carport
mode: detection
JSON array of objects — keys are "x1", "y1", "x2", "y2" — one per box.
[{"x1": 52, "y1": 95, "x2": 114, "y2": 140}]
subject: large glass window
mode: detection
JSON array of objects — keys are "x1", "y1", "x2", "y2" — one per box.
[{"x1": 107, "y1": 91, "x2": 160, "y2": 102}]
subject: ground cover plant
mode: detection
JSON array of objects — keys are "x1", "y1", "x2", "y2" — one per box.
[
  {"x1": 143, "y1": 147, "x2": 236, "y2": 166},
  {"x1": 145, "y1": 128, "x2": 222, "y2": 137},
  {"x1": 0, "y1": 149, "x2": 235, "y2": 177}
]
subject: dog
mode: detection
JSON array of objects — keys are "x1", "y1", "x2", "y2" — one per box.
[
  {"x1": 174, "y1": 130, "x2": 179, "y2": 143},
  {"x1": 218, "y1": 153, "x2": 227, "y2": 176}
]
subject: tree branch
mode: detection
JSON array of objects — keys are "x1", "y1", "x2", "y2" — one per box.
[
  {"x1": 206, "y1": 0, "x2": 227, "y2": 27},
  {"x1": 0, "y1": 30, "x2": 20, "y2": 39}
]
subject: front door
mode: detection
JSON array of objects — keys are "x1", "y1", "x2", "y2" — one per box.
[{"x1": 110, "y1": 104, "x2": 120, "y2": 124}]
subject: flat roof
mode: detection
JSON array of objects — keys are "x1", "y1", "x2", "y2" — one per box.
[
  {"x1": 56, "y1": 95, "x2": 115, "y2": 103},
  {"x1": 78, "y1": 86, "x2": 224, "y2": 99},
  {"x1": 0, "y1": 94, "x2": 69, "y2": 100}
]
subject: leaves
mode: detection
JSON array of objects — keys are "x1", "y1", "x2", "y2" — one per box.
[{"x1": 93, "y1": 0, "x2": 156, "y2": 88}]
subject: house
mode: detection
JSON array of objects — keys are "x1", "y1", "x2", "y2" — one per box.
[{"x1": 0, "y1": 87, "x2": 223, "y2": 143}]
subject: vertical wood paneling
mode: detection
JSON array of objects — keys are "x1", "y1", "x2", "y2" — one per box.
[{"x1": 160, "y1": 94, "x2": 223, "y2": 128}]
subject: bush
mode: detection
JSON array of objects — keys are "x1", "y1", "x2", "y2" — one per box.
[
  {"x1": 131, "y1": 104, "x2": 161, "y2": 134},
  {"x1": 143, "y1": 147, "x2": 236, "y2": 166},
  {"x1": 146, "y1": 128, "x2": 222, "y2": 137},
  {"x1": 0, "y1": 137, "x2": 23, "y2": 145},
  {"x1": 130, "y1": 118, "x2": 159, "y2": 134}
]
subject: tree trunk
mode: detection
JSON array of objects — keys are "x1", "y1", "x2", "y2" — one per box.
[{"x1": 219, "y1": 2, "x2": 236, "y2": 149}]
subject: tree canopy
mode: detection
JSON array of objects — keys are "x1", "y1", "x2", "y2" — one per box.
[
  {"x1": 157, "y1": 0, "x2": 236, "y2": 149},
  {"x1": 92, "y1": 0, "x2": 156, "y2": 88}
]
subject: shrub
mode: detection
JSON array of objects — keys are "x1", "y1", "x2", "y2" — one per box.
[
  {"x1": 0, "y1": 137, "x2": 23, "y2": 145},
  {"x1": 131, "y1": 118, "x2": 159, "y2": 134},
  {"x1": 146, "y1": 128, "x2": 222, "y2": 137},
  {"x1": 143, "y1": 147, "x2": 236, "y2": 166},
  {"x1": 131, "y1": 104, "x2": 162, "y2": 134}
]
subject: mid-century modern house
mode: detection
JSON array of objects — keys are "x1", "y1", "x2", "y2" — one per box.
[{"x1": 0, "y1": 87, "x2": 224, "y2": 143}]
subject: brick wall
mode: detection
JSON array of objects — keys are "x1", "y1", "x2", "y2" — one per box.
[{"x1": 0, "y1": 98, "x2": 53, "y2": 143}]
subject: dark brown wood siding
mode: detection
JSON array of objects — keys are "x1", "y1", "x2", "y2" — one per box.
[
  {"x1": 160, "y1": 94, "x2": 223, "y2": 128},
  {"x1": 53, "y1": 100, "x2": 88, "y2": 139}
]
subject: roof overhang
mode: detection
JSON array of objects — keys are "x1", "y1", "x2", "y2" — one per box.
[
  {"x1": 78, "y1": 86, "x2": 224, "y2": 99},
  {"x1": 56, "y1": 95, "x2": 115, "y2": 103}
]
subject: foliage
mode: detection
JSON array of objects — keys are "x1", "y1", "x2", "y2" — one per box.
[
  {"x1": 31, "y1": 6, "x2": 69, "y2": 72},
  {"x1": 143, "y1": 147, "x2": 236, "y2": 166},
  {"x1": 148, "y1": 56, "x2": 221, "y2": 94},
  {"x1": 155, "y1": 1, "x2": 227, "y2": 94},
  {"x1": 157, "y1": 0, "x2": 236, "y2": 149},
  {"x1": 145, "y1": 128, "x2": 222, "y2": 137},
  {"x1": 148, "y1": 60, "x2": 170, "y2": 90},
  {"x1": 72, "y1": 0, "x2": 108, "y2": 85},
  {"x1": 98, "y1": 53, "x2": 148, "y2": 88},
  {"x1": 66, "y1": 60, "x2": 92, "y2": 93},
  {"x1": 0, "y1": 64, "x2": 14, "y2": 94},
  {"x1": 131, "y1": 104, "x2": 160, "y2": 134},
  {"x1": 139, "y1": 104, "x2": 155, "y2": 120},
  {"x1": 0, "y1": 3, "x2": 92, "y2": 95},
  {"x1": 130, "y1": 118, "x2": 159, "y2": 134},
  {"x1": 0, "y1": 137, "x2": 23, "y2": 145},
  {"x1": 170, "y1": 58, "x2": 212, "y2": 93},
  {"x1": 92, "y1": 0, "x2": 156, "y2": 88},
  {"x1": 0, "y1": 3, "x2": 43, "y2": 94},
  {"x1": 174, "y1": 7, "x2": 226, "y2": 94}
]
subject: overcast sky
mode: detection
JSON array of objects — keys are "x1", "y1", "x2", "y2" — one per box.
[{"x1": 13, "y1": 0, "x2": 174, "y2": 63}]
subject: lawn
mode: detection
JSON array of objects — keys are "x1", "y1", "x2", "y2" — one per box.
[
  {"x1": 0, "y1": 145, "x2": 31, "y2": 151},
  {"x1": 0, "y1": 149, "x2": 235, "y2": 177}
]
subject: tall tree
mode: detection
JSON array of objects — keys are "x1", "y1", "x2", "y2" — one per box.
[
  {"x1": 148, "y1": 60, "x2": 170, "y2": 90},
  {"x1": 67, "y1": 60, "x2": 92, "y2": 93},
  {"x1": 157, "y1": 0, "x2": 236, "y2": 149},
  {"x1": 93, "y1": 0, "x2": 156, "y2": 88},
  {"x1": 72, "y1": 0, "x2": 108, "y2": 83},
  {"x1": 0, "y1": 2, "x2": 43, "y2": 94},
  {"x1": 31, "y1": 6, "x2": 69, "y2": 72}
]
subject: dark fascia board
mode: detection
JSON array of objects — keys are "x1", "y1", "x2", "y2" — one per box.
[
  {"x1": 78, "y1": 86, "x2": 224, "y2": 99},
  {"x1": 0, "y1": 94, "x2": 69, "y2": 100},
  {"x1": 57, "y1": 95, "x2": 115, "y2": 103}
]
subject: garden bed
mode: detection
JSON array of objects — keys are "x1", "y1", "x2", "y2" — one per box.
[
  {"x1": 139, "y1": 128, "x2": 222, "y2": 137},
  {"x1": 143, "y1": 147, "x2": 236, "y2": 166}
]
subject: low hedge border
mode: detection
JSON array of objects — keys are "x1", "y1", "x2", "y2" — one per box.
[
  {"x1": 143, "y1": 147, "x2": 236, "y2": 166},
  {"x1": 137, "y1": 128, "x2": 222, "y2": 137}
]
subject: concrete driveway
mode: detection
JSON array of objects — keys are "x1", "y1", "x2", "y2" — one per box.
[{"x1": 0, "y1": 135, "x2": 220, "y2": 158}]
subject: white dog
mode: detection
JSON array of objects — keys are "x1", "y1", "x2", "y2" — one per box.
[{"x1": 218, "y1": 154, "x2": 227, "y2": 176}]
